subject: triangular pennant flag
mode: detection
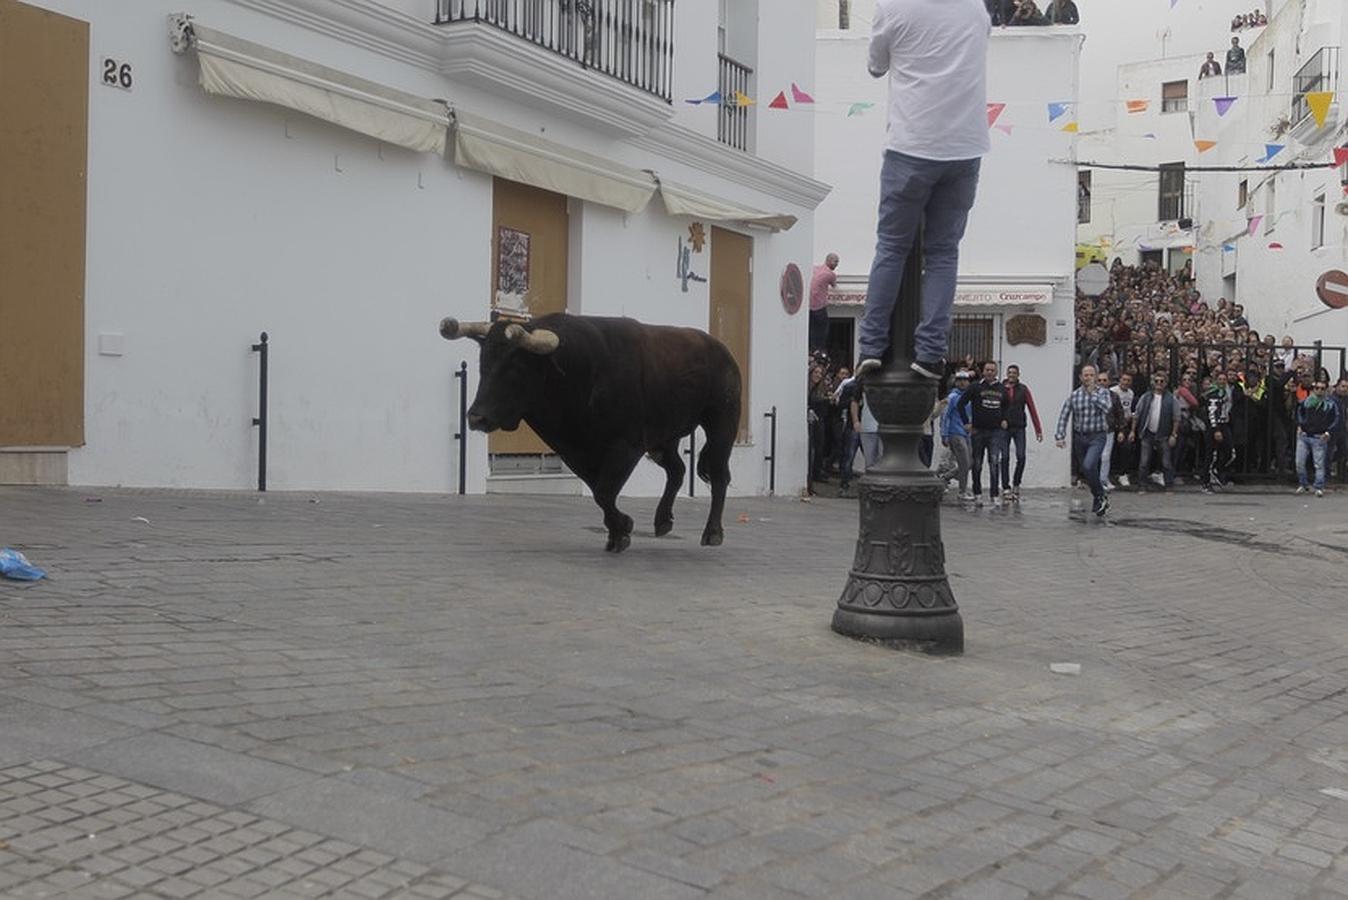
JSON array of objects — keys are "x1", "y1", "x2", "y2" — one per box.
[
  {"x1": 1334, "y1": 147, "x2": 1348, "y2": 168},
  {"x1": 994, "y1": 124, "x2": 1014, "y2": 135},
  {"x1": 1143, "y1": 133, "x2": 1157, "y2": 139},
  {"x1": 1061, "y1": 121, "x2": 1079, "y2": 133},
  {"x1": 1213, "y1": 96, "x2": 1237, "y2": 117},
  {"x1": 1047, "y1": 102, "x2": 1071, "y2": 122},
  {"x1": 1268, "y1": 241, "x2": 1284, "y2": 250},
  {"x1": 768, "y1": 91, "x2": 789, "y2": 110},
  {"x1": 790, "y1": 82, "x2": 814, "y2": 104},
  {"x1": 701, "y1": 91, "x2": 722, "y2": 105},
  {"x1": 1170, "y1": 0, "x2": 1178, "y2": 7},
  {"x1": 684, "y1": 97, "x2": 704, "y2": 105},
  {"x1": 846, "y1": 102, "x2": 875, "y2": 117},
  {"x1": 1221, "y1": 243, "x2": 1236, "y2": 252},
  {"x1": 1126, "y1": 100, "x2": 1149, "y2": 114},
  {"x1": 734, "y1": 91, "x2": 755, "y2": 108},
  {"x1": 1260, "y1": 143, "x2": 1284, "y2": 162},
  {"x1": 1194, "y1": 140, "x2": 1217, "y2": 153},
  {"x1": 987, "y1": 102, "x2": 1006, "y2": 127},
  {"x1": 1307, "y1": 91, "x2": 1332, "y2": 127},
  {"x1": 1247, "y1": 215, "x2": 1263, "y2": 236}
]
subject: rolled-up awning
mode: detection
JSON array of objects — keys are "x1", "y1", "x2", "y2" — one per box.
[
  {"x1": 170, "y1": 16, "x2": 449, "y2": 155},
  {"x1": 655, "y1": 179, "x2": 797, "y2": 232},
  {"x1": 452, "y1": 111, "x2": 656, "y2": 213}
]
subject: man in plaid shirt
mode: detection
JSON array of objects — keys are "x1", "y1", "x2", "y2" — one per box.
[{"x1": 1055, "y1": 364, "x2": 1115, "y2": 517}]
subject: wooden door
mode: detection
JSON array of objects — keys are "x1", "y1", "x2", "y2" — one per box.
[
  {"x1": 489, "y1": 179, "x2": 569, "y2": 456},
  {"x1": 709, "y1": 226, "x2": 751, "y2": 441},
  {"x1": 0, "y1": 0, "x2": 88, "y2": 447}
]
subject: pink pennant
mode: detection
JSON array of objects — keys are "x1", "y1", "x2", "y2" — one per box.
[
  {"x1": 994, "y1": 124, "x2": 1014, "y2": 135},
  {"x1": 987, "y1": 102, "x2": 1006, "y2": 128},
  {"x1": 1267, "y1": 241, "x2": 1283, "y2": 250},
  {"x1": 790, "y1": 82, "x2": 815, "y2": 104},
  {"x1": 1247, "y1": 215, "x2": 1263, "y2": 236}
]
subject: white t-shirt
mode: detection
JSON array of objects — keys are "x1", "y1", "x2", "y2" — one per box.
[
  {"x1": 1147, "y1": 392, "x2": 1164, "y2": 435},
  {"x1": 868, "y1": 0, "x2": 991, "y2": 161}
]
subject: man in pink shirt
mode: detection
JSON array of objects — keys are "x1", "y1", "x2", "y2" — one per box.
[{"x1": 810, "y1": 253, "x2": 839, "y2": 353}]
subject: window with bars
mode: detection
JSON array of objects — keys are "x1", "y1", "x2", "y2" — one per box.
[
  {"x1": 1077, "y1": 170, "x2": 1092, "y2": 224},
  {"x1": 1161, "y1": 80, "x2": 1188, "y2": 113},
  {"x1": 1158, "y1": 162, "x2": 1185, "y2": 221},
  {"x1": 950, "y1": 316, "x2": 996, "y2": 368},
  {"x1": 839, "y1": 0, "x2": 850, "y2": 29},
  {"x1": 1312, "y1": 193, "x2": 1326, "y2": 249},
  {"x1": 1237, "y1": 178, "x2": 1248, "y2": 210}
]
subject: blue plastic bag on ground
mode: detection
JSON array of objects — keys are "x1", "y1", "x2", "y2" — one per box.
[{"x1": 0, "y1": 548, "x2": 46, "y2": 581}]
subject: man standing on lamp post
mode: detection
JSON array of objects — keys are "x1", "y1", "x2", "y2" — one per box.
[{"x1": 854, "y1": 0, "x2": 990, "y2": 380}]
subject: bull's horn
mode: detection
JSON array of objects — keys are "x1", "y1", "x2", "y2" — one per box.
[
  {"x1": 504, "y1": 323, "x2": 560, "y2": 355},
  {"x1": 440, "y1": 318, "x2": 492, "y2": 341}
]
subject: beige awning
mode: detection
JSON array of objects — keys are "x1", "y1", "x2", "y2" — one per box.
[
  {"x1": 656, "y1": 180, "x2": 798, "y2": 232},
  {"x1": 452, "y1": 111, "x2": 656, "y2": 213},
  {"x1": 173, "y1": 18, "x2": 450, "y2": 155}
]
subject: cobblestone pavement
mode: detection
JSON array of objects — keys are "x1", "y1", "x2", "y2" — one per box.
[{"x1": 2, "y1": 484, "x2": 1348, "y2": 899}]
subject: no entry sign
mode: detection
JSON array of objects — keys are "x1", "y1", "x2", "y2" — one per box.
[{"x1": 1316, "y1": 270, "x2": 1348, "y2": 309}]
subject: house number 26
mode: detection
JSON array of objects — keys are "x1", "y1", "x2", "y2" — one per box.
[{"x1": 102, "y1": 58, "x2": 133, "y2": 90}]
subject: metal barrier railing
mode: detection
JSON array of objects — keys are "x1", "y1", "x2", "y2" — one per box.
[
  {"x1": 763, "y1": 406, "x2": 777, "y2": 495},
  {"x1": 452, "y1": 361, "x2": 468, "y2": 495},
  {"x1": 250, "y1": 332, "x2": 269, "y2": 492}
]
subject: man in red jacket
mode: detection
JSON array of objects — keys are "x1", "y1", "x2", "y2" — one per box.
[{"x1": 1000, "y1": 364, "x2": 1043, "y2": 501}]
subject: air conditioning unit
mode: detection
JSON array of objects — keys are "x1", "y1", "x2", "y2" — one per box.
[{"x1": 1335, "y1": 201, "x2": 1348, "y2": 216}]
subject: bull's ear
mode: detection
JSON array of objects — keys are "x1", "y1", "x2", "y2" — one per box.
[{"x1": 440, "y1": 318, "x2": 492, "y2": 343}]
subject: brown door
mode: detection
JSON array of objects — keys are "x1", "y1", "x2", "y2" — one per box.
[
  {"x1": 709, "y1": 226, "x2": 752, "y2": 441},
  {"x1": 489, "y1": 179, "x2": 569, "y2": 456},
  {"x1": 0, "y1": 0, "x2": 88, "y2": 447}
]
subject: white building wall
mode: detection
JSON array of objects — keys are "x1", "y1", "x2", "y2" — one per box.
[
  {"x1": 20, "y1": 0, "x2": 825, "y2": 495},
  {"x1": 813, "y1": 18, "x2": 1082, "y2": 487}
]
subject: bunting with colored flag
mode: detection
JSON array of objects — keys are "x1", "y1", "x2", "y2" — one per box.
[
  {"x1": 1047, "y1": 101, "x2": 1072, "y2": 122},
  {"x1": 1061, "y1": 121, "x2": 1079, "y2": 133},
  {"x1": 1334, "y1": 147, "x2": 1348, "y2": 168},
  {"x1": 846, "y1": 102, "x2": 875, "y2": 117},
  {"x1": 768, "y1": 91, "x2": 788, "y2": 110},
  {"x1": 994, "y1": 124, "x2": 1014, "y2": 135},
  {"x1": 1213, "y1": 97, "x2": 1237, "y2": 116},
  {"x1": 987, "y1": 102, "x2": 1006, "y2": 128},
  {"x1": 1247, "y1": 215, "x2": 1263, "y2": 236},
  {"x1": 733, "y1": 91, "x2": 754, "y2": 108},
  {"x1": 1221, "y1": 243, "x2": 1236, "y2": 252},
  {"x1": 1126, "y1": 100, "x2": 1149, "y2": 114},
  {"x1": 1194, "y1": 140, "x2": 1216, "y2": 153},
  {"x1": 685, "y1": 91, "x2": 721, "y2": 105},
  {"x1": 1306, "y1": 91, "x2": 1332, "y2": 127},
  {"x1": 790, "y1": 83, "x2": 814, "y2": 104},
  {"x1": 1259, "y1": 143, "x2": 1284, "y2": 162}
]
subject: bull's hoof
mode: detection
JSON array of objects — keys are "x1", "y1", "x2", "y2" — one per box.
[
  {"x1": 606, "y1": 532, "x2": 631, "y2": 553},
  {"x1": 654, "y1": 516, "x2": 674, "y2": 537},
  {"x1": 700, "y1": 529, "x2": 723, "y2": 547},
  {"x1": 619, "y1": 513, "x2": 634, "y2": 535}
]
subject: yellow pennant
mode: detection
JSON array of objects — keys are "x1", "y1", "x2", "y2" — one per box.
[
  {"x1": 1061, "y1": 121, "x2": 1079, "y2": 133},
  {"x1": 1194, "y1": 140, "x2": 1217, "y2": 153},
  {"x1": 734, "y1": 91, "x2": 755, "y2": 108},
  {"x1": 1306, "y1": 91, "x2": 1332, "y2": 127}
]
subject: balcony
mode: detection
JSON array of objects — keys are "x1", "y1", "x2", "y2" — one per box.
[
  {"x1": 1290, "y1": 46, "x2": 1339, "y2": 137},
  {"x1": 436, "y1": 0, "x2": 673, "y2": 101},
  {"x1": 433, "y1": 0, "x2": 676, "y2": 137},
  {"x1": 717, "y1": 53, "x2": 752, "y2": 151}
]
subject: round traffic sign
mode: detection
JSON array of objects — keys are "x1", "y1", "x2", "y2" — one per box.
[
  {"x1": 1316, "y1": 269, "x2": 1348, "y2": 309},
  {"x1": 1076, "y1": 263, "x2": 1109, "y2": 297},
  {"x1": 780, "y1": 263, "x2": 804, "y2": 315}
]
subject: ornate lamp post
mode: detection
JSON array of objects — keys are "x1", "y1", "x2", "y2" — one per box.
[{"x1": 831, "y1": 230, "x2": 963, "y2": 654}]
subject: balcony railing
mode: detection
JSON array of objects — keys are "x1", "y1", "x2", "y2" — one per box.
[
  {"x1": 717, "y1": 52, "x2": 752, "y2": 151},
  {"x1": 435, "y1": 0, "x2": 674, "y2": 102},
  {"x1": 1291, "y1": 46, "x2": 1339, "y2": 128}
]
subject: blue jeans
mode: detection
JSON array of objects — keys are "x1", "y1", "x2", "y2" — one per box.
[
  {"x1": 1297, "y1": 433, "x2": 1329, "y2": 489},
  {"x1": 858, "y1": 151, "x2": 981, "y2": 363},
  {"x1": 1072, "y1": 432, "x2": 1107, "y2": 502},
  {"x1": 1000, "y1": 427, "x2": 1028, "y2": 488},
  {"x1": 969, "y1": 429, "x2": 1006, "y2": 498},
  {"x1": 839, "y1": 428, "x2": 861, "y2": 486}
]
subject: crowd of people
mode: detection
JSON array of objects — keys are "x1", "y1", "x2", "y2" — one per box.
[
  {"x1": 1074, "y1": 259, "x2": 1348, "y2": 493},
  {"x1": 1231, "y1": 9, "x2": 1267, "y2": 30},
  {"x1": 805, "y1": 257, "x2": 1347, "y2": 502},
  {"x1": 985, "y1": 0, "x2": 1079, "y2": 26}
]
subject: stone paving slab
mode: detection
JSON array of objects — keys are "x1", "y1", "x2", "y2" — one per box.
[{"x1": 2, "y1": 484, "x2": 1348, "y2": 898}]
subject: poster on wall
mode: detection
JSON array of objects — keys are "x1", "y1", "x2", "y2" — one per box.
[{"x1": 495, "y1": 226, "x2": 531, "y2": 316}]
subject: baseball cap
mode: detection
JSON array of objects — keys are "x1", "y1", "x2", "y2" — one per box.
[{"x1": 954, "y1": 370, "x2": 972, "y2": 380}]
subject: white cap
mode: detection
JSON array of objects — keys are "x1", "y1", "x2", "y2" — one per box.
[{"x1": 955, "y1": 370, "x2": 972, "y2": 379}]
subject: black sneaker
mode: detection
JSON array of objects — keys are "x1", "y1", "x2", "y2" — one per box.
[
  {"x1": 1096, "y1": 495, "x2": 1110, "y2": 517},
  {"x1": 910, "y1": 358, "x2": 945, "y2": 380},
  {"x1": 1090, "y1": 495, "x2": 1103, "y2": 515}
]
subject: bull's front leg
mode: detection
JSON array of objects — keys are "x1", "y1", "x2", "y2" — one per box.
[{"x1": 592, "y1": 447, "x2": 643, "y2": 552}]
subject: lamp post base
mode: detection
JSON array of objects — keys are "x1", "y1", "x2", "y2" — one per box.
[{"x1": 831, "y1": 369, "x2": 963, "y2": 655}]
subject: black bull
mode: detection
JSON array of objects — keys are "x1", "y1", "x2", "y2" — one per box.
[{"x1": 440, "y1": 314, "x2": 742, "y2": 552}]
